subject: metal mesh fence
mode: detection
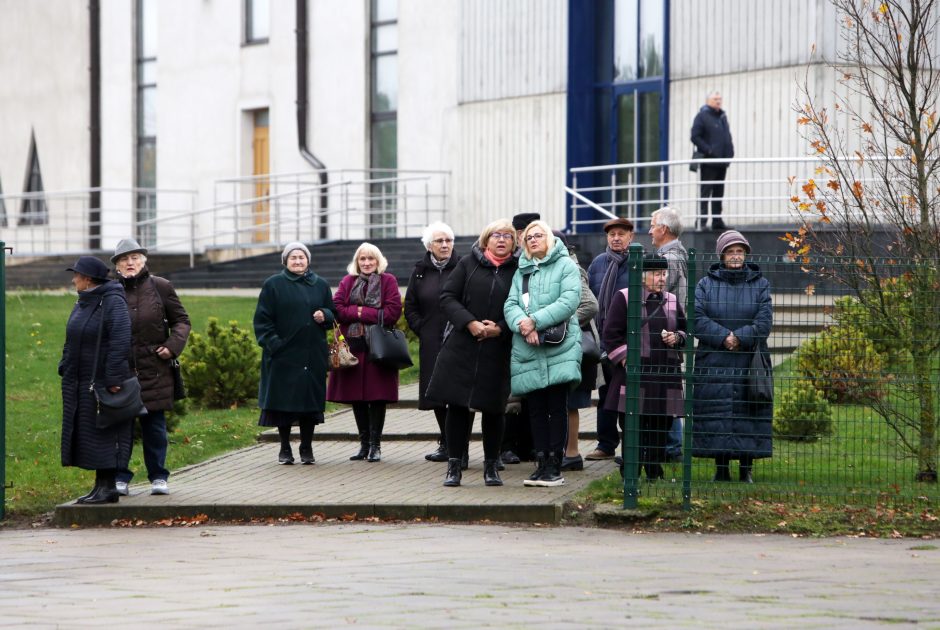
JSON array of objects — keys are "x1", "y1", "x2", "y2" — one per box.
[{"x1": 617, "y1": 246, "x2": 940, "y2": 507}]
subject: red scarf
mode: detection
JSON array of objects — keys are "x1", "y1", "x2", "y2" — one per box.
[{"x1": 484, "y1": 249, "x2": 511, "y2": 267}]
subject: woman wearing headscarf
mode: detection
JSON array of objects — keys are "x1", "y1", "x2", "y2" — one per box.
[
  {"x1": 254, "y1": 242, "x2": 335, "y2": 465},
  {"x1": 327, "y1": 242, "x2": 402, "y2": 462},
  {"x1": 404, "y1": 221, "x2": 460, "y2": 462},
  {"x1": 692, "y1": 230, "x2": 773, "y2": 482},
  {"x1": 602, "y1": 254, "x2": 687, "y2": 480},
  {"x1": 426, "y1": 219, "x2": 518, "y2": 487},
  {"x1": 59, "y1": 256, "x2": 134, "y2": 504},
  {"x1": 110, "y1": 239, "x2": 191, "y2": 496},
  {"x1": 504, "y1": 221, "x2": 582, "y2": 487}
]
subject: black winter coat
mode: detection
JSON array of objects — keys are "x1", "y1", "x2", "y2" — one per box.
[
  {"x1": 404, "y1": 250, "x2": 460, "y2": 409},
  {"x1": 119, "y1": 268, "x2": 191, "y2": 411},
  {"x1": 425, "y1": 245, "x2": 517, "y2": 414},
  {"x1": 692, "y1": 262, "x2": 773, "y2": 459},
  {"x1": 59, "y1": 281, "x2": 134, "y2": 470},
  {"x1": 691, "y1": 105, "x2": 735, "y2": 164}
]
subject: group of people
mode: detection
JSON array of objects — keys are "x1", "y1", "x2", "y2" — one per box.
[{"x1": 58, "y1": 208, "x2": 773, "y2": 500}]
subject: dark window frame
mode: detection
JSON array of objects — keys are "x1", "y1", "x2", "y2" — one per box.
[
  {"x1": 244, "y1": 0, "x2": 270, "y2": 45},
  {"x1": 19, "y1": 131, "x2": 48, "y2": 226}
]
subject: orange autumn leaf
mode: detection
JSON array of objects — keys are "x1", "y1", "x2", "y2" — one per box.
[{"x1": 827, "y1": 180, "x2": 840, "y2": 190}]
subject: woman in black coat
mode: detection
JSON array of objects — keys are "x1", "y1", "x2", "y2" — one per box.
[
  {"x1": 692, "y1": 231, "x2": 773, "y2": 483},
  {"x1": 59, "y1": 256, "x2": 134, "y2": 504},
  {"x1": 404, "y1": 222, "x2": 460, "y2": 462},
  {"x1": 426, "y1": 219, "x2": 518, "y2": 487}
]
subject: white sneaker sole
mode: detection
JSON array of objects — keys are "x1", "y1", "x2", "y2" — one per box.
[
  {"x1": 534, "y1": 478, "x2": 566, "y2": 487},
  {"x1": 523, "y1": 478, "x2": 541, "y2": 486}
]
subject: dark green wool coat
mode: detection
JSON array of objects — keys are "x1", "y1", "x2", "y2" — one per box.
[{"x1": 254, "y1": 269, "x2": 336, "y2": 413}]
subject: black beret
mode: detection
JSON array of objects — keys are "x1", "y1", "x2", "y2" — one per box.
[{"x1": 512, "y1": 213, "x2": 541, "y2": 230}]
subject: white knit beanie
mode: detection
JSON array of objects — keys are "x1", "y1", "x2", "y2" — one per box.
[{"x1": 281, "y1": 241, "x2": 311, "y2": 265}]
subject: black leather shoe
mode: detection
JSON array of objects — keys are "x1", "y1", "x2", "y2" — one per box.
[
  {"x1": 425, "y1": 444, "x2": 448, "y2": 462},
  {"x1": 496, "y1": 456, "x2": 505, "y2": 471},
  {"x1": 76, "y1": 485, "x2": 119, "y2": 505},
  {"x1": 443, "y1": 458, "x2": 462, "y2": 487},
  {"x1": 75, "y1": 483, "x2": 100, "y2": 503},
  {"x1": 483, "y1": 460, "x2": 503, "y2": 486},
  {"x1": 367, "y1": 443, "x2": 382, "y2": 462},
  {"x1": 500, "y1": 450, "x2": 521, "y2": 465},
  {"x1": 561, "y1": 455, "x2": 584, "y2": 471},
  {"x1": 349, "y1": 443, "x2": 369, "y2": 461}
]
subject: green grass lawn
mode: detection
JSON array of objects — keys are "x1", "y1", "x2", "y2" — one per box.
[{"x1": 3, "y1": 292, "x2": 418, "y2": 518}]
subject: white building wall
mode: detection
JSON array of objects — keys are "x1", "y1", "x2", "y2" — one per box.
[{"x1": 0, "y1": 1, "x2": 88, "y2": 245}]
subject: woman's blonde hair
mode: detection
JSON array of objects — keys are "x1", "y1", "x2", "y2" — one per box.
[
  {"x1": 521, "y1": 220, "x2": 555, "y2": 259},
  {"x1": 347, "y1": 242, "x2": 389, "y2": 275},
  {"x1": 477, "y1": 218, "x2": 516, "y2": 250}
]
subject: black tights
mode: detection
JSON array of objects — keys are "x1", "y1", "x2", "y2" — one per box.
[
  {"x1": 433, "y1": 407, "x2": 447, "y2": 442},
  {"x1": 527, "y1": 384, "x2": 568, "y2": 456},
  {"x1": 278, "y1": 420, "x2": 315, "y2": 450},
  {"x1": 446, "y1": 405, "x2": 503, "y2": 461}
]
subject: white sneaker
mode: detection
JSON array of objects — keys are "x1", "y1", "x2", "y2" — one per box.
[
  {"x1": 115, "y1": 481, "x2": 129, "y2": 496},
  {"x1": 151, "y1": 479, "x2": 169, "y2": 495}
]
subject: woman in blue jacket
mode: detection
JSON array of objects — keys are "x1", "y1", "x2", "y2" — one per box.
[
  {"x1": 504, "y1": 221, "x2": 582, "y2": 487},
  {"x1": 692, "y1": 231, "x2": 773, "y2": 482}
]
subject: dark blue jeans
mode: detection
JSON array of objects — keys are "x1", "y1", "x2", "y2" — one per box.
[
  {"x1": 117, "y1": 410, "x2": 169, "y2": 483},
  {"x1": 594, "y1": 365, "x2": 619, "y2": 455}
]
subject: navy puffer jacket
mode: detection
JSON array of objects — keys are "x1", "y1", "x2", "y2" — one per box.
[{"x1": 691, "y1": 262, "x2": 773, "y2": 459}]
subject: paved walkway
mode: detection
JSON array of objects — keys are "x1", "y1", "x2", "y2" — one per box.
[
  {"x1": 53, "y1": 387, "x2": 613, "y2": 527},
  {"x1": 1, "y1": 525, "x2": 936, "y2": 628}
]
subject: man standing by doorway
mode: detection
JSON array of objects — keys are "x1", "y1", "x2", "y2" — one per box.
[{"x1": 691, "y1": 91, "x2": 734, "y2": 230}]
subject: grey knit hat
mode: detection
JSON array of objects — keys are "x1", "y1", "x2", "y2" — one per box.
[
  {"x1": 281, "y1": 241, "x2": 311, "y2": 265},
  {"x1": 715, "y1": 230, "x2": 751, "y2": 255},
  {"x1": 111, "y1": 238, "x2": 148, "y2": 263}
]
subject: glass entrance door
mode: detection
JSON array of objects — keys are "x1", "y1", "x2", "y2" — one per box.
[{"x1": 612, "y1": 85, "x2": 663, "y2": 226}]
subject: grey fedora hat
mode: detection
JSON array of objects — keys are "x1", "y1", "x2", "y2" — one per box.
[{"x1": 111, "y1": 238, "x2": 148, "y2": 263}]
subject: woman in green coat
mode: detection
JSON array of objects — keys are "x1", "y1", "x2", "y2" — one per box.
[
  {"x1": 504, "y1": 221, "x2": 582, "y2": 487},
  {"x1": 254, "y1": 242, "x2": 336, "y2": 465}
]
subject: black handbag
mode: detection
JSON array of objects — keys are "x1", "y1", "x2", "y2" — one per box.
[
  {"x1": 748, "y1": 347, "x2": 774, "y2": 403},
  {"x1": 580, "y1": 326, "x2": 602, "y2": 364},
  {"x1": 690, "y1": 149, "x2": 704, "y2": 172},
  {"x1": 366, "y1": 311, "x2": 413, "y2": 370},
  {"x1": 89, "y1": 298, "x2": 148, "y2": 429},
  {"x1": 522, "y1": 274, "x2": 568, "y2": 345}
]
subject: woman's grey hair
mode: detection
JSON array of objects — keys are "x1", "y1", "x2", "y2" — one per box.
[
  {"x1": 651, "y1": 207, "x2": 682, "y2": 238},
  {"x1": 420, "y1": 222, "x2": 455, "y2": 250}
]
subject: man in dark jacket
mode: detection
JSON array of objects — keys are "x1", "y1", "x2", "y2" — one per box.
[{"x1": 691, "y1": 91, "x2": 735, "y2": 230}]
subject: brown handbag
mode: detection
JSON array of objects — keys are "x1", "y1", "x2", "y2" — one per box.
[{"x1": 329, "y1": 323, "x2": 359, "y2": 370}]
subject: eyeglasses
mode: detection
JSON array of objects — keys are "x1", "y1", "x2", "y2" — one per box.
[
  {"x1": 431, "y1": 238, "x2": 454, "y2": 245},
  {"x1": 489, "y1": 232, "x2": 513, "y2": 241},
  {"x1": 524, "y1": 233, "x2": 546, "y2": 243}
]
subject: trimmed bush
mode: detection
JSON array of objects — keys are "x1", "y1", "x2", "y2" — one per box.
[
  {"x1": 795, "y1": 324, "x2": 887, "y2": 404},
  {"x1": 774, "y1": 379, "x2": 833, "y2": 442},
  {"x1": 180, "y1": 318, "x2": 260, "y2": 408}
]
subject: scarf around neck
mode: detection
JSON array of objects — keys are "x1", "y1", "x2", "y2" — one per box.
[
  {"x1": 595, "y1": 246, "x2": 627, "y2": 330},
  {"x1": 484, "y1": 249, "x2": 511, "y2": 267},
  {"x1": 347, "y1": 273, "x2": 382, "y2": 337}
]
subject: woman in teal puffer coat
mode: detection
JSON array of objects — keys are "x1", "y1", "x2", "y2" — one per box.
[{"x1": 504, "y1": 221, "x2": 582, "y2": 487}]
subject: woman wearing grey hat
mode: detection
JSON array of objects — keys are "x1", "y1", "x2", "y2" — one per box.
[
  {"x1": 602, "y1": 254, "x2": 687, "y2": 480},
  {"x1": 60, "y1": 256, "x2": 134, "y2": 503},
  {"x1": 254, "y1": 242, "x2": 336, "y2": 465},
  {"x1": 692, "y1": 230, "x2": 773, "y2": 482},
  {"x1": 112, "y1": 239, "x2": 191, "y2": 496}
]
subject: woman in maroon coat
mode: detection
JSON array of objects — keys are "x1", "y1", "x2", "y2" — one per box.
[{"x1": 327, "y1": 242, "x2": 402, "y2": 462}]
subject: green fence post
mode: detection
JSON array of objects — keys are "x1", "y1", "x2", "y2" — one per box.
[
  {"x1": 682, "y1": 248, "x2": 697, "y2": 511},
  {"x1": 622, "y1": 243, "x2": 644, "y2": 509},
  {"x1": 1, "y1": 242, "x2": 7, "y2": 520}
]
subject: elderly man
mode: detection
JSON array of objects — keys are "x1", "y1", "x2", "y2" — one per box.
[
  {"x1": 585, "y1": 217, "x2": 635, "y2": 460},
  {"x1": 691, "y1": 91, "x2": 734, "y2": 230},
  {"x1": 649, "y1": 207, "x2": 689, "y2": 462}
]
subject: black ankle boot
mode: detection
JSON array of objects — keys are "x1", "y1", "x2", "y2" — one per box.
[
  {"x1": 425, "y1": 441, "x2": 448, "y2": 462},
  {"x1": 443, "y1": 458, "x2": 462, "y2": 487},
  {"x1": 77, "y1": 470, "x2": 119, "y2": 504},
  {"x1": 350, "y1": 439, "x2": 369, "y2": 460},
  {"x1": 483, "y1": 459, "x2": 503, "y2": 486},
  {"x1": 713, "y1": 464, "x2": 731, "y2": 482},
  {"x1": 367, "y1": 441, "x2": 382, "y2": 462},
  {"x1": 76, "y1": 472, "x2": 103, "y2": 503},
  {"x1": 367, "y1": 407, "x2": 385, "y2": 462},
  {"x1": 524, "y1": 452, "x2": 547, "y2": 487}
]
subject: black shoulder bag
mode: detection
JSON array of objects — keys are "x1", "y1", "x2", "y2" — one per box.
[
  {"x1": 89, "y1": 298, "x2": 148, "y2": 429},
  {"x1": 522, "y1": 274, "x2": 567, "y2": 344}
]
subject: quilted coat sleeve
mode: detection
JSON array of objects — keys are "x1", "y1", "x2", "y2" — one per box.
[
  {"x1": 103, "y1": 295, "x2": 132, "y2": 388},
  {"x1": 732, "y1": 279, "x2": 772, "y2": 351},
  {"x1": 693, "y1": 277, "x2": 730, "y2": 350},
  {"x1": 528, "y1": 257, "x2": 580, "y2": 330},
  {"x1": 502, "y1": 270, "x2": 527, "y2": 333}
]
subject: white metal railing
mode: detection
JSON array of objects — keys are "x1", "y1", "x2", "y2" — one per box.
[
  {"x1": 0, "y1": 169, "x2": 449, "y2": 263},
  {"x1": 567, "y1": 155, "x2": 908, "y2": 232}
]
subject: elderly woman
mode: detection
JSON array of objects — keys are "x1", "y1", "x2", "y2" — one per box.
[
  {"x1": 426, "y1": 219, "x2": 518, "y2": 487},
  {"x1": 327, "y1": 242, "x2": 402, "y2": 462},
  {"x1": 404, "y1": 221, "x2": 460, "y2": 462},
  {"x1": 59, "y1": 256, "x2": 134, "y2": 504},
  {"x1": 504, "y1": 221, "x2": 582, "y2": 487},
  {"x1": 254, "y1": 242, "x2": 335, "y2": 465},
  {"x1": 693, "y1": 230, "x2": 773, "y2": 482},
  {"x1": 602, "y1": 254, "x2": 687, "y2": 480},
  {"x1": 110, "y1": 239, "x2": 191, "y2": 496}
]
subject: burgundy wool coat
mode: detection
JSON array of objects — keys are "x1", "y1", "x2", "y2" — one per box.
[{"x1": 326, "y1": 272, "x2": 402, "y2": 403}]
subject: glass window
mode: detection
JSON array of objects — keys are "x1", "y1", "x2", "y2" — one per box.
[
  {"x1": 613, "y1": 0, "x2": 638, "y2": 82},
  {"x1": 638, "y1": 0, "x2": 665, "y2": 78},
  {"x1": 19, "y1": 136, "x2": 48, "y2": 226},
  {"x1": 372, "y1": 55, "x2": 398, "y2": 112},
  {"x1": 373, "y1": 24, "x2": 398, "y2": 54},
  {"x1": 372, "y1": 0, "x2": 397, "y2": 22},
  {"x1": 246, "y1": 0, "x2": 269, "y2": 43},
  {"x1": 370, "y1": 119, "x2": 398, "y2": 170},
  {"x1": 138, "y1": 0, "x2": 157, "y2": 59},
  {"x1": 138, "y1": 86, "x2": 157, "y2": 136},
  {"x1": 137, "y1": 141, "x2": 157, "y2": 189}
]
